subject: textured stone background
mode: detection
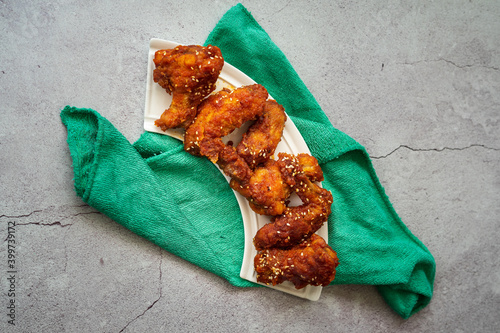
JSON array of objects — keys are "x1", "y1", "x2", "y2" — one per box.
[{"x1": 1, "y1": 0, "x2": 499, "y2": 332}]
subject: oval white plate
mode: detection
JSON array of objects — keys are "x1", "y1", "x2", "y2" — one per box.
[{"x1": 144, "y1": 38, "x2": 328, "y2": 301}]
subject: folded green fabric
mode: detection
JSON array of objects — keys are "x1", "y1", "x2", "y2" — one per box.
[{"x1": 60, "y1": 3, "x2": 435, "y2": 320}]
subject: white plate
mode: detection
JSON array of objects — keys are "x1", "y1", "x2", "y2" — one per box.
[{"x1": 144, "y1": 38, "x2": 328, "y2": 301}]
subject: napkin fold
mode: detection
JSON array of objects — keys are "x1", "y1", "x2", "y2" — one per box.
[{"x1": 61, "y1": 3, "x2": 435, "y2": 319}]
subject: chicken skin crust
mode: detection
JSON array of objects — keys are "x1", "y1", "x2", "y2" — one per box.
[
  {"x1": 153, "y1": 44, "x2": 224, "y2": 130},
  {"x1": 184, "y1": 84, "x2": 269, "y2": 164},
  {"x1": 254, "y1": 233, "x2": 339, "y2": 289}
]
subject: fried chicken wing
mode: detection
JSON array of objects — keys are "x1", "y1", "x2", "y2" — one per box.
[
  {"x1": 253, "y1": 153, "x2": 333, "y2": 250},
  {"x1": 153, "y1": 44, "x2": 224, "y2": 130},
  {"x1": 230, "y1": 159, "x2": 292, "y2": 216},
  {"x1": 254, "y1": 233, "x2": 339, "y2": 289},
  {"x1": 236, "y1": 100, "x2": 287, "y2": 169},
  {"x1": 184, "y1": 84, "x2": 268, "y2": 163},
  {"x1": 229, "y1": 153, "x2": 325, "y2": 217}
]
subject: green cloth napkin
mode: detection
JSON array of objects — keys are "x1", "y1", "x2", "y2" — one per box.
[{"x1": 60, "y1": 3, "x2": 435, "y2": 320}]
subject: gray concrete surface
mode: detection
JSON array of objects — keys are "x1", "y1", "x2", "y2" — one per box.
[{"x1": 1, "y1": 0, "x2": 499, "y2": 332}]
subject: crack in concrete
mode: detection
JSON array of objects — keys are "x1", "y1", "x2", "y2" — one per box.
[
  {"x1": 397, "y1": 58, "x2": 500, "y2": 71},
  {"x1": 274, "y1": 0, "x2": 292, "y2": 15},
  {"x1": 0, "y1": 210, "x2": 44, "y2": 219},
  {"x1": 63, "y1": 228, "x2": 70, "y2": 273},
  {"x1": 119, "y1": 252, "x2": 163, "y2": 332},
  {"x1": 16, "y1": 211, "x2": 101, "y2": 227},
  {"x1": 0, "y1": 206, "x2": 100, "y2": 227},
  {"x1": 17, "y1": 220, "x2": 74, "y2": 227},
  {"x1": 370, "y1": 143, "x2": 500, "y2": 159}
]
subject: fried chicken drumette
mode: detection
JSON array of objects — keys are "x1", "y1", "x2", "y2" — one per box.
[
  {"x1": 153, "y1": 44, "x2": 224, "y2": 130},
  {"x1": 254, "y1": 233, "x2": 339, "y2": 289}
]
